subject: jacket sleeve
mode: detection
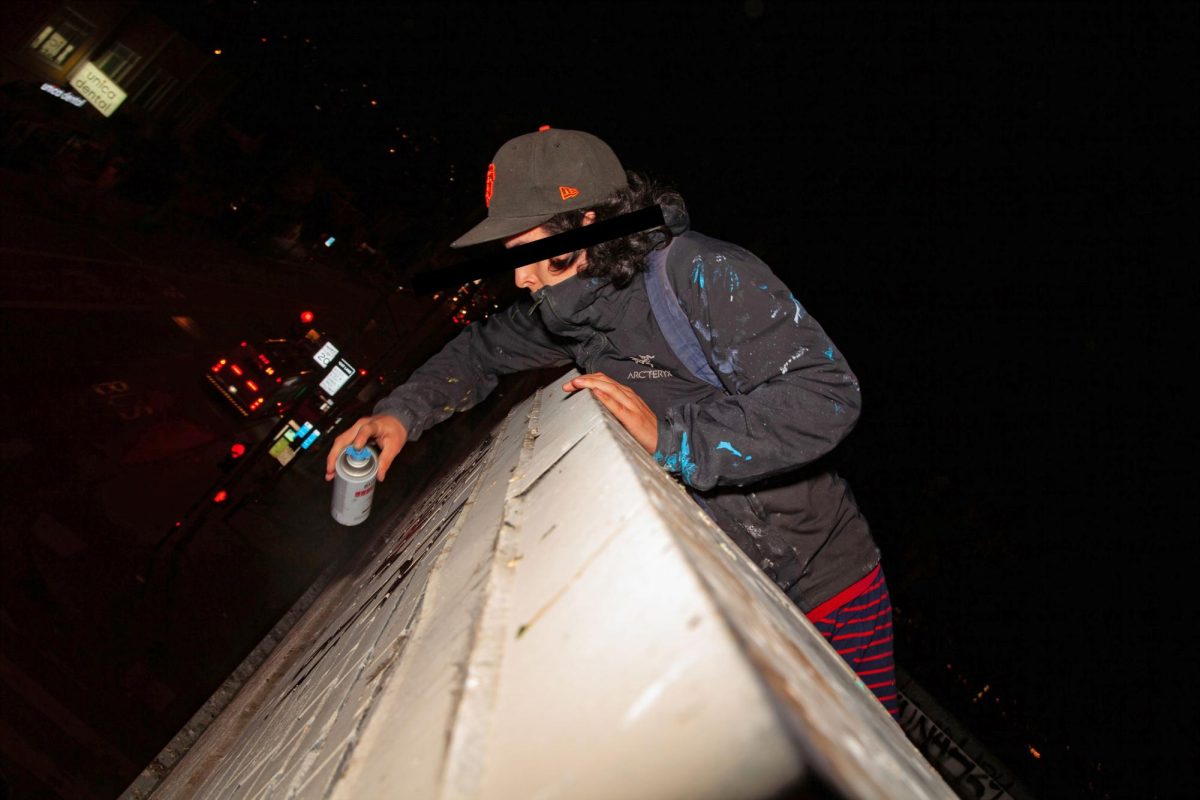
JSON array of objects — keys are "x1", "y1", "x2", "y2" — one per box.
[
  {"x1": 373, "y1": 299, "x2": 572, "y2": 440},
  {"x1": 652, "y1": 238, "x2": 862, "y2": 490}
]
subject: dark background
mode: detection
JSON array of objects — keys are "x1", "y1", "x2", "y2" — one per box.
[{"x1": 9, "y1": 1, "x2": 1197, "y2": 797}]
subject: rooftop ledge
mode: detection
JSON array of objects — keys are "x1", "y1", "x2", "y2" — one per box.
[{"x1": 129, "y1": 370, "x2": 954, "y2": 800}]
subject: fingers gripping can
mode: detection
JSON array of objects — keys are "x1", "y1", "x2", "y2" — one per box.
[{"x1": 331, "y1": 445, "x2": 378, "y2": 526}]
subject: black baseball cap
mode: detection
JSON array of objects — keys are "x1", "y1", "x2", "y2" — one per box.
[{"x1": 450, "y1": 126, "x2": 629, "y2": 249}]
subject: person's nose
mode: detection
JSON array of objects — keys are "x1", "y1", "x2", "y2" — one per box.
[{"x1": 514, "y1": 264, "x2": 539, "y2": 291}]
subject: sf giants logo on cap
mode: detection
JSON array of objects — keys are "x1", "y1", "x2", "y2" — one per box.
[{"x1": 485, "y1": 163, "x2": 496, "y2": 207}]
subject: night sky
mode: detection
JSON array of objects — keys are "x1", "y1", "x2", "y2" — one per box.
[{"x1": 137, "y1": 1, "x2": 1195, "y2": 797}]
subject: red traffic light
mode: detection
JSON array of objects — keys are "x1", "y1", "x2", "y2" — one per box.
[
  {"x1": 300, "y1": 310, "x2": 315, "y2": 324},
  {"x1": 230, "y1": 443, "x2": 247, "y2": 459},
  {"x1": 213, "y1": 489, "x2": 228, "y2": 503}
]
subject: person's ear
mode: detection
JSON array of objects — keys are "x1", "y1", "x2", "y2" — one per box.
[{"x1": 581, "y1": 210, "x2": 596, "y2": 226}]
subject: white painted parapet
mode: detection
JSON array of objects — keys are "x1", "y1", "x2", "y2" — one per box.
[{"x1": 141, "y1": 370, "x2": 955, "y2": 799}]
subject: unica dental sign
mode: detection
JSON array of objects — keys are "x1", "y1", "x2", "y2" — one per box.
[{"x1": 69, "y1": 61, "x2": 126, "y2": 117}]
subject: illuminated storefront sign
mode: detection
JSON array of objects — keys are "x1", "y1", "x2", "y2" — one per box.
[
  {"x1": 69, "y1": 61, "x2": 126, "y2": 117},
  {"x1": 39, "y1": 82, "x2": 87, "y2": 107}
]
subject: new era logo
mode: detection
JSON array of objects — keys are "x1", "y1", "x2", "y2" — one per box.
[{"x1": 559, "y1": 186, "x2": 580, "y2": 200}]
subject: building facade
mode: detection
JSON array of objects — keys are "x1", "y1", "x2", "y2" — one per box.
[{"x1": 2, "y1": 0, "x2": 235, "y2": 162}]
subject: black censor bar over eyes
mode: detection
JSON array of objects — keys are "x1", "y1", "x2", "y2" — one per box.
[{"x1": 411, "y1": 205, "x2": 666, "y2": 294}]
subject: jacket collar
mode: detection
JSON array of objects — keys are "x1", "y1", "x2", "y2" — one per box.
[
  {"x1": 531, "y1": 273, "x2": 631, "y2": 340},
  {"x1": 526, "y1": 207, "x2": 690, "y2": 339}
]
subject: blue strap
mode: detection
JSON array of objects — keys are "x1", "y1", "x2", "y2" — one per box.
[{"x1": 645, "y1": 243, "x2": 723, "y2": 390}]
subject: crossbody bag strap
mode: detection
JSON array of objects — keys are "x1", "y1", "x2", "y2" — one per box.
[{"x1": 644, "y1": 241, "x2": 723, "y2": 390}]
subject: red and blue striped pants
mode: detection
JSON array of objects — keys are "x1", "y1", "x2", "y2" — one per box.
[{"x1": 807, "y1": 564, "x2": 899, "y2": 718}]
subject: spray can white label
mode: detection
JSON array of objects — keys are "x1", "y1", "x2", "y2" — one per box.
[{"x1": 331, "y1": 445, "x2": 378, "y2": 526}]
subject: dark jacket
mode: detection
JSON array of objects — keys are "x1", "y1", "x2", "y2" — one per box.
[{"x1": 374, "y1": 230, "x2": 880, "y2": 612}]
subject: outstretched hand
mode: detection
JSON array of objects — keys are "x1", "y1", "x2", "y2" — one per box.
[
  {"x1": 324, "y1": 414, "x2": 409, "y2": 482},
  {"x1": 562, "y1": 373, "x2": 658, "y2": 454}
]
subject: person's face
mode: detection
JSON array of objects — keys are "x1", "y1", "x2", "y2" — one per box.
[{"x1": 505, "y1": 212, "x2": 595, "y2": 292}]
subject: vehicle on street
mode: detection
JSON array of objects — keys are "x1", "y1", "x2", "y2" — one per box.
[{"x1": 207, "y1": 333, "x2": 320, "y2": 418}]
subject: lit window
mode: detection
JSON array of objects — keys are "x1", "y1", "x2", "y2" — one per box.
[
  {"x1": 93, "y1": 42, "x2": 141, "y2": 83},
  {"x1": 29, "y1": 7, "x2": 94, "y2": 66}
]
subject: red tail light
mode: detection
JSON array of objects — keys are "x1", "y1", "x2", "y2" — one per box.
[
  {"x1": 230, "y1": 364, "x2": 244, "y2": 376},
  {"x1": 245, "y1": 380, "x2": 259, "y2": 391},
  {"x1": 230, "y1": 443, "x2": 246, "y2": 459},
  {"x1": 213, "y1": 490, "x2": 228, "y2": 503},
  {"x1": 211, "y1": 359, "x2": 226, "y2": 372}
]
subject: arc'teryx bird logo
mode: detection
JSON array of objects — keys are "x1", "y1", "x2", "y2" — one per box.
[{"x1": 627, "y1": 354, "x2": 673, "y2": 380}]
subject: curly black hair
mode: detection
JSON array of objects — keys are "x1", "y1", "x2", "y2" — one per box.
[{"x1": 541, "y1": 171, "x2": 687, "y2": 288}]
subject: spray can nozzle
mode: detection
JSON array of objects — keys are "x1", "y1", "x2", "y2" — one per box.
[{"x1": 345, "y1": 445, "x2": 372, "y2": 463}]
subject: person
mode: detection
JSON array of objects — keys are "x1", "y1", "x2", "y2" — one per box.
[{"x1": 325, "y1": 127, "x2": 898, "y2": 717}]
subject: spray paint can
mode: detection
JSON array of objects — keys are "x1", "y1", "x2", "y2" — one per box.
[{"x1": 331, "y1": 445, "x2": 378, "y2": 526}]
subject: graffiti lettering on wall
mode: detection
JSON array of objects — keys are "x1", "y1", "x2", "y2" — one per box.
[
  {"x1": 897, "y1": 692, "x2": 1019, "y2": 800},
  {"x1": 278, "y1": 434, "x2": 496, "y2": 705}
]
